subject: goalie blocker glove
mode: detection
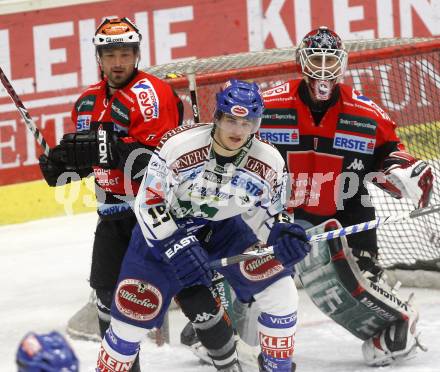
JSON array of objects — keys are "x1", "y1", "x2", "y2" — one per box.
[{"x1": 375, "y1": 151, "x2": 434, "y2": 208}]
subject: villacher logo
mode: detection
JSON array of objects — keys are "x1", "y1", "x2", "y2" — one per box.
[{"x1": 115, "y1": 279, "x2": 163, "y2": 321}]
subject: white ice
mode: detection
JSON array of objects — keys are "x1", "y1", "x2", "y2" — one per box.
[{"x1": 1, "y1": 212, "x2": 439, "y2": 371}]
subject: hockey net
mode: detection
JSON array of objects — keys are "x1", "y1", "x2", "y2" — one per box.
[{"x1": 146, "y1": 37, "x2": 440, "y2": 272}]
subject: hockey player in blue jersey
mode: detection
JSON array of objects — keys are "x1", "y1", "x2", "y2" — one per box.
[{"x1": 95, "y1": 80, "x2": 310, "y2": 372}]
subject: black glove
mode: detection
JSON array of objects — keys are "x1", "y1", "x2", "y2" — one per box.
[
  {"x1": 58, "y1": 129, "x2": 119, "y2": 170},
  {"x1": 38, "y1": 153, "x2": 66, "y2": 187}
]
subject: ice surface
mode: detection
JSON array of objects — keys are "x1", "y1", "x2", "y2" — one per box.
[{"x1": 1, "y1": 213, "x2": 439, "y2": 371}]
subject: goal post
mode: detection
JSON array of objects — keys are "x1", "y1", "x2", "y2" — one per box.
[{"x1": 150, "y1": 37, "x2": 440, "y2": 272}]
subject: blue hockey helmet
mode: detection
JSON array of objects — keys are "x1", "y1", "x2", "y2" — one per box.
[
  {"x1": 16, "y1": 331, "x2": 78, "y2": 372},
  {"x1": 214, "y1": 79, "x2": 264, "y2": 133}
]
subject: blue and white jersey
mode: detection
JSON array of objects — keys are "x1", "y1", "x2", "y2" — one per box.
[{"x1": 134, "y1": 123, "x2": 288, "y2": 244}]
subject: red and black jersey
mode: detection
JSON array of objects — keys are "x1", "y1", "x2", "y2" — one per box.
[
  {"x1": 71, "y1": 70, "x2": 181, "y2": 217},
  {"x1": 261, "y1": 79, "x2": 404, "y2": 236}
]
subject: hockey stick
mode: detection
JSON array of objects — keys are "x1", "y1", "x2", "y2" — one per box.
[
  {"x1": 187, "y1": 69, "x2": 200, "y2": 123},
  {"x1": 0, "y1": 66, "x2": 50, "y2": 156},
  {"x1": 210, "y1": 203, "x2": 440, "y2": 269}
]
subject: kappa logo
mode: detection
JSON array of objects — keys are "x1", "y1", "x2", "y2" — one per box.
[
  {"x1": 194, "y1": 312, "x2": 216, "y2": 323},
  {"x1": 347, "y1": 158, "x2": 364, "y2": 171}
]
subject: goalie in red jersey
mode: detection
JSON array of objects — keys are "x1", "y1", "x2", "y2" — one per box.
[{"x1": 260, "y1": 26, "x2": 434, "y2": 367}]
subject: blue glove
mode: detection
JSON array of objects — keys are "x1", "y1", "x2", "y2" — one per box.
[
  {"x1": 155, "y1": 229, "x2": 212, "y2": 288},
  {"x1": 268, "y1": 223, "x2": 311, "y2": 267}
]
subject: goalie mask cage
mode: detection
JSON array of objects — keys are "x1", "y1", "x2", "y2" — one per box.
[{"x1": 145, "y1": 37, "x2": 440, "y2": 270}]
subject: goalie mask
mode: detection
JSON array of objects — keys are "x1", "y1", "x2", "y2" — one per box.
[{"x1": 297, "y1": 26, "x2": 348, "y2": 101}]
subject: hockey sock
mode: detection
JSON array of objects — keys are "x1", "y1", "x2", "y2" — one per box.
[
  {"x1": 97, "y1": 325, "x2": 139, "y2": 372},
  {"x1": 176, "y1": 285, "x2": 238, "y2": 370},
  {"x1": 257, "y1": 312, "x2": 296, "y2": 372}
]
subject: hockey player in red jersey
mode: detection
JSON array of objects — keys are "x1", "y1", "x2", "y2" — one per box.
[
  {"x1": 38, "y1": 17, "x2": 182, "y2": 372},
  {"x1": 261, "y1": 26, "x2": 434, "y2": 367}
]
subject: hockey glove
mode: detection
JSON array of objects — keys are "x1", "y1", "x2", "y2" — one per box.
[
  {"x1": 268, "y1": 223, "x2": 311, "y2": 267},
  {"x1": 38, "y1": 153, "x2": 66, "y2": 187},
  {"x1": 155, "y1": 229, "x2": 212, "y2": 288},
  {"x1": 376, "y1": 151, "x2": 434, "y2": 208},
  {"x1": 58, "y1": 129, "x2": 119, "y2": 170}
]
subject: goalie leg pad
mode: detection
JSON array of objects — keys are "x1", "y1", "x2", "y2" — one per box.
[
  {"x1": 362, "y1": 307, "x2": 421, "y2": 366},
  {"x1": 296, "y1": 219, "x2": 415, "y2": 340},
  {"x1": 176, "y1": 285, "x2": 239, "y2": 371}
]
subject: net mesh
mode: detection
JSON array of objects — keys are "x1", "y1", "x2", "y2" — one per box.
[{"x1": 146, "y1": 38, "x2": 440, "y2": 269}]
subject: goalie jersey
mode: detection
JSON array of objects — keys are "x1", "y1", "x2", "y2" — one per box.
[{"x1": 134, "y1": 123, "x2": 287, "y2": 244}]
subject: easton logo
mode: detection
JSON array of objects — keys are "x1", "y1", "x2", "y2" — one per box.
[
  {"x1": 97, "y1": 129, "x2": 108, "y2": 164},
  {"x1": 165, "y1": 235, "x2": 198, "y2": 259},
  {"x1": 115, "y1": 279, "x2": 162, "y2": 321},
  {"x1": 231, "y1": 105, "x2": 249, "y2": 117}
]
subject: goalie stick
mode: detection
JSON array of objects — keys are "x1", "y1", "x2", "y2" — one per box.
[
  {"x1": 210, "y1": 203, "x2": 440, "y2": 269},
  {"x1": 0, "y1": 66, "x2": 50, "y2": 156}
]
